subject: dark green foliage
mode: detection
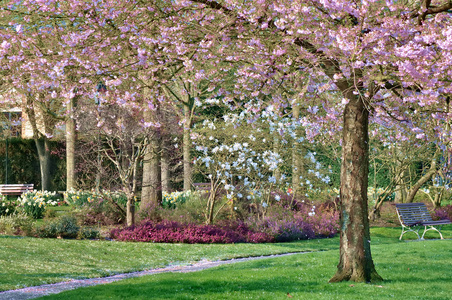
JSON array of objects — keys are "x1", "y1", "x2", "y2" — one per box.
[
  {"x1": 36, "y1": 215, "x2": 80, "y2": 239},
  {"x1": 0, "y1": 213, "x2": 35, "y2": 236},
  {"x1": 55, "y1": 215, "x2": 80, "y2": 238},
  {"x1": 36, "y1": 221, "x2": 59, "y2": 238},
  {"x1": 0, "y1": 138, "x2": 66, "y2": 191},
  {"x1": 79, "y1": 227, "x2": 100, "y2": 240}
]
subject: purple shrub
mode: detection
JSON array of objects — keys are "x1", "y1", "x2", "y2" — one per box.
[
  {"x1": 110, "y1": 220, "x2": 274, "y2": 244},
  {"x1": 433, "y1": 205, "x2": 452, "y2": 221},
  {"x1": 109, "y1": 194, "x2": 339, "y2": 244},
  {"x1": 249, "y1": 199, "x2": 340, "y2": 242}
]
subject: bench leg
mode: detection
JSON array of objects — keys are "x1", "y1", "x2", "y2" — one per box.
[
  {"x1": 421, "y1": 225, "x2": 444, "y2": 240},
  {"x1": 400, "y1": 225, "x2": 420, "y2": 240}
]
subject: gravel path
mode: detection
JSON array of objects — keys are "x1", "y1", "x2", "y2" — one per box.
[{"x1": 0, "y1": 252, "x2": 305, "y2": 300}]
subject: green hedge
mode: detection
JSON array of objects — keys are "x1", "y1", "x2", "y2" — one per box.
[{"x1": 0, "y1": 138, "x2": 66, "y2": 191}]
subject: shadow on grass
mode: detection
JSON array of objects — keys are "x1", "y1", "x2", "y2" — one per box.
[{"x1": 40, "y1": 240, "x2": 452, "y2": 300}]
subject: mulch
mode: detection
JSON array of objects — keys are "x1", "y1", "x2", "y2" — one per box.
[{"x1": 0, "y1": 252, "x2": 304, "y2": 300}]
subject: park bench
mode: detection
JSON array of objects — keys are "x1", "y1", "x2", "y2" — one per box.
[
  {"x1": 395, "y1": 202, "x2": 451, "y2": 240},
  {"x1": 0, "y1": 184, "x2": 34, "y2": 196}
]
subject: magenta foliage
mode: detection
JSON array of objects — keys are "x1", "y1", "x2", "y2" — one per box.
[
  {"x1": 433, "y1": 205, "x2": 452, "y2": 221},
  {"x1": 110, "y1": 197, "x2": 339, "y2": 244},
  {"x1": 251, "y1": 198, "x2": 340, "y2": 242},
  {"x1": 110, "y1": 220, "x2": 274, "y2": 244}
]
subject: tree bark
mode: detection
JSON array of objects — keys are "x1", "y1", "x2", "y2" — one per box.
[
  {"x1": 291, "y1": 102, "x2": 303, "y2": 199},
  {"x1": 141, "y1": 104, "x2": 162, "y2": 208},
  {"x1": 126, "y1": 193, "x2": 135, "y2": 226},
  {"x1": 24, "y1": 94, "x2": 52, "y2": 191},
  {"x1": 405, "y1": 159, "x2": 437, "y2": 203},
  {"x1": 148, "y1": 129, "x2": 162, "y2": 204},
  {"x1": 183, "y1": 104, "x2": 192, "y2": 191},
  {"x1": 329, "y1": 93, "x2": 383, "y2": 283},
  {"x1": 66, "y1": 96, "x2": 76, "y2": 191},
  {"x1": 161, "y1": 141, "x2": 170, "y2": 193},
  {"x1": 34, "y1": 138, "x2": 51, "y2": 191}
]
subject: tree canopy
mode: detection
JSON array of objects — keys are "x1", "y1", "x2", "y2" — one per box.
[{"x1": 1, "y1": 0, "x2": 452, "y2": 283}]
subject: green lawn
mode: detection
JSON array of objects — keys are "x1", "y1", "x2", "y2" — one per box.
[
  {"x1": 41, "y1": 237, "x2": 452, "y2": 299},
  {"x1": 0, "y1": 235, "x2": 338, "y2": 291},
  {"x1": 1, "y1": 226, "x2": 451, "y2": 299}
]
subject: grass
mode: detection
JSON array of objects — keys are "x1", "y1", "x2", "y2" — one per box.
[
  {"x1": 1, "y1": 226, "x2": 451, "y2": 299},
  {"x1": 40, "y1": 233, "x2": 452, "y2": 299},
  {"x1": 0, "y1": 235, "x2": 338, "y2": 291}
]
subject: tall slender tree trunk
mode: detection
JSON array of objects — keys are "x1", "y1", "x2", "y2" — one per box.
[
  {"x1": 35, "y1": 138, "x2": 51, "y2": 191},
  {"x1": 24, "y1": 94, "x2": 52, "y2": 191},
  {"x1": 292, "y1": 102, "x2": 303, "y2": 199},
  {"x1": 161, "y1": 141, "x2": 170, "y2": 193},
  {"x1": 273, "y1": 136, "x2": 281, "y2": 181},
  {"x1": 405, "y1": 159, "x2": 437, "y2": 203},
  {"x1": 183, "y1": 105, "x2": 192, "y2": 191},
  {"x1": 330, "y1": 93, "x2": 382, "y2": 283},
  {"x1": 125, "y1": 189, "x2": 135, "y2": 226},
  {"x1": 142, "y1": 134, "x2": 162, "y2": 205},
  {"x1": 66, "y1": 96, "x2": 76, "y2": 191},
  {"x1": 393, "y1": 146, "x2": 407, "y2": 203},
  {"x1": 149, "y1": 129, "x2": 162, "y2": 204},
  {"x1": 142, "y1": 146, "x2": 152, "y2": 205},
  {"x1": 141, "y1": 103, "x2": 162, "y2": 208}
]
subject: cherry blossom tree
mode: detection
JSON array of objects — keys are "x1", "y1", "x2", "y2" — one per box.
[{"x1": 2, "y1": 0, "x2": 452, "y2": 283}]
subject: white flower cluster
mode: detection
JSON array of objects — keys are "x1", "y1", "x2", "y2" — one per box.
[
  {"x1": 193, "y1": 110, "x2": 334, "y2": 203},
  {"x1": 18, "y1": 190, "x2": 58, "y2": 208}
]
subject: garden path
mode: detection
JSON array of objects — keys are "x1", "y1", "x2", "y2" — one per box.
[{"x1": 0, "y1": 252, "x2": 305, "y2": 299}]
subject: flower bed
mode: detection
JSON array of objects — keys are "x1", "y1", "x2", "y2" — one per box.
[
  {"x1": 17, "y1": 191, "x2": 59, "y2": 219},
  {"x1": 110, "y1": 198, "x2": 340, "y2": 244},
  {"x1": 110, "y1": 221, "x2": 273, "y2": 244}
]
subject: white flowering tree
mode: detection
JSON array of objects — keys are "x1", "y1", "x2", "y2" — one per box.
[{"x1": 193, "y1": 108, "x2": 333, "y2": 223}]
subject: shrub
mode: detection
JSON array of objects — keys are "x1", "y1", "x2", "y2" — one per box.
[
  {"x1": 433, "y1": 205, "x2": 452, "y2": 221},
  {"x1": 161, "y1": 190, "x2": 193, "y2": 209},
  {"x1": 66, "y1": 189, "x2": 128, "y2": 225},
  {"x1": 79, "y1": 226, "x2": 100, "y2": 239},
  {"x1": 17, "y1": 191, "x2": 59, "y2": 219},
  {"x1": 110, "y1": 220, "x2": 274, "y2": 244},
  {"x1": 44, "y1": 208, "x2": 57, "y2": 219},
  {"x1": 36, "y1": 215, "x2": 80, "y2": 239},
  {"x1": 0, "y1": 195, "x2": 18, "y2": 216},
  {"x1": 159, "y1": 191, "x2": 209, "y2": 224},
  {"x1": 65, "y1": 189, "x2": 127, "y2": 208},
  {"x1": 0, "y1": 213, "x2": 35, "y2": 236},
  {"x1": 248, "y1": 199, "x2": 339, "y2": 241},
  {"x1": 36, "y1": 221, "x2": 59, "y2": 238},
  {"x1": 137, "y1": 201, "x2": 163, "y2": 222},
  {"x1": 55, "y1": 215, "x2": 80, "y2": 238}
]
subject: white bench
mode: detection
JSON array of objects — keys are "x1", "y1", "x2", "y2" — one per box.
[
  {"x1": 395, "y1": 202, "x2": 451, "y2": 240},
  {"x1": 0, "y1": 184, "x2": 34, "y2": 196}
]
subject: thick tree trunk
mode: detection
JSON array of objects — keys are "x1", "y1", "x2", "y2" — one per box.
[
  {"x1": 183, "y1": 105, "x2": 192, "y2": 191},
  {"x1": 329, "y1": 94, "x2": 383, "y2": 283},
  {"x1": 66, "y1": 96, "x2": 76, "y2": 191}
]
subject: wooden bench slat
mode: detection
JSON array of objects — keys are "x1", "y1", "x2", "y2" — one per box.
[{"x1": 0, "y1": 184, "x2": 34, "y2": 196}]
